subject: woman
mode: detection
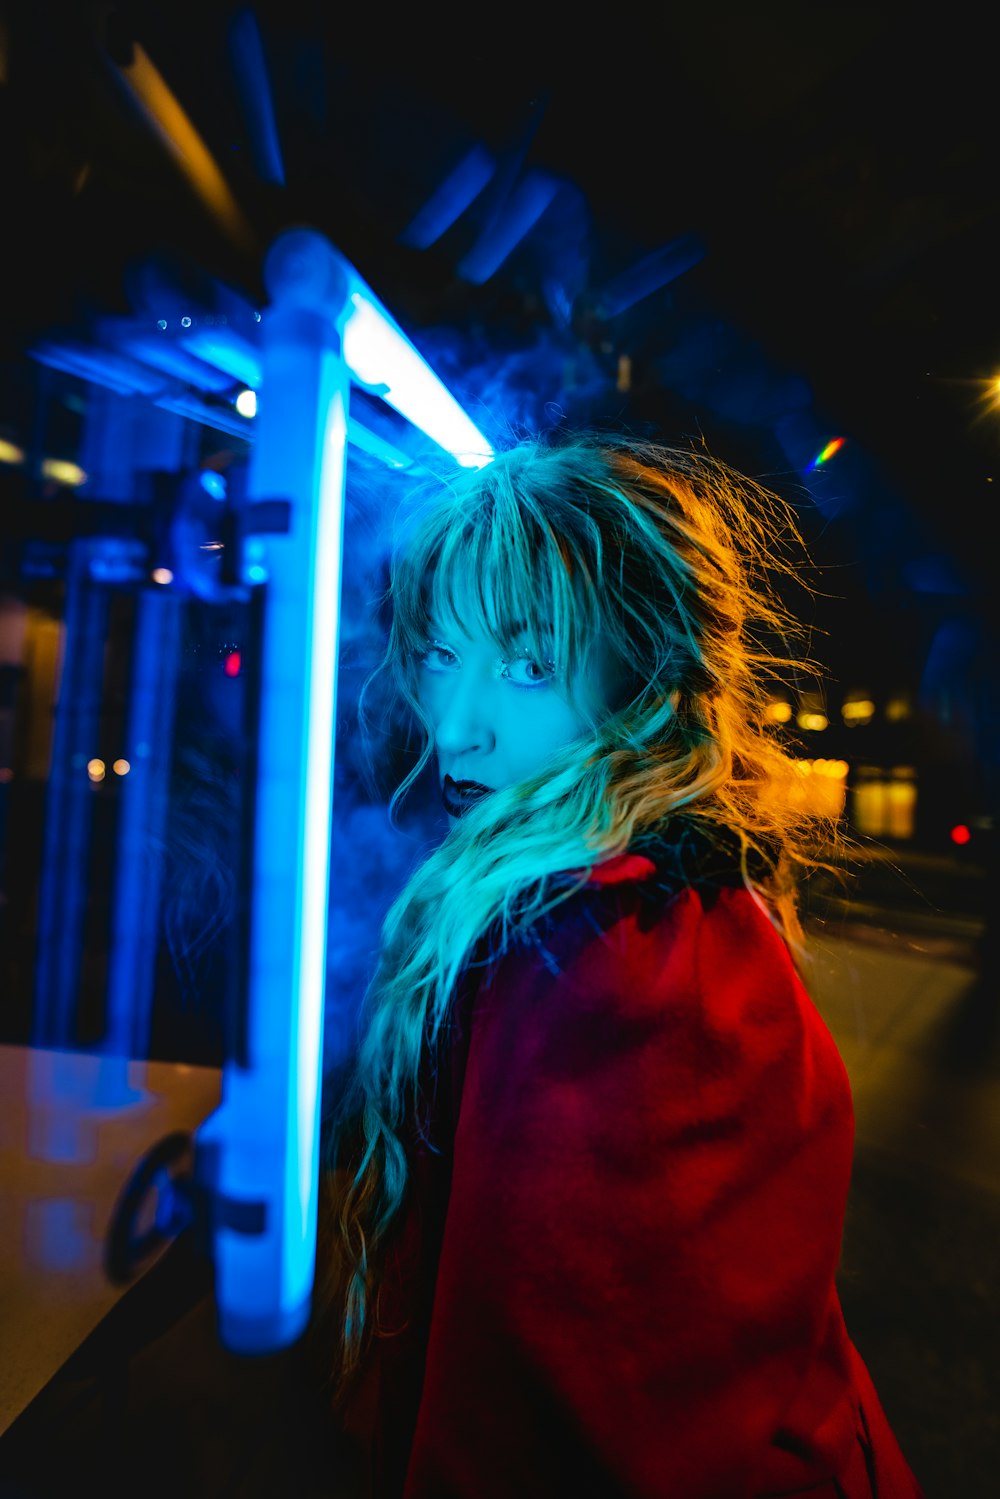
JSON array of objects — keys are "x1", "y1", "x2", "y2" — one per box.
[{"x1": 317, "y1": 431, "x2": 924, "y2": 1498}]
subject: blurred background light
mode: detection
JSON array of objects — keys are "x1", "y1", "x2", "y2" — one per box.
[
  {"x1": 199, "y1": 469, "x2": 228, "y2": 500},
  {"x1": 806, "y1": 436, "x2": 845, "y2": 471},
  {"x1": 850, "y1": 765, "x2": 919, "y2": 840},
  {"x1": 40, "y1": 459, "x2": 87, "y2": 487},
  {"x1": 785, "y1": 758, "x2": 849, "y2": 819},
  {"x1": 841, "y1": 695, "x2": 876, "y2": 726}
]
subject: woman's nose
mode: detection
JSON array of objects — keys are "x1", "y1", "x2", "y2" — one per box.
[{"x1": 432, "y1": 678, "x2": 495, "y2": 756}]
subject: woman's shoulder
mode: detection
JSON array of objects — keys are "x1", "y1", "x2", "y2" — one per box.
[
  {"x1": 578, "y1": 849, "x2": 660, "y2": 888},
  {"x1": 466, "y1": 820, "x2": 792, "y2": 1020},
  {"x1": 476, "y1": 827, "x2": 829, "y2": 1095},
  {"x1": 510, "y1": 819, "x2": 786, "y2": 983},
  {"x1": 575, "y1": 817, "x2": 763, "y2": 899}
]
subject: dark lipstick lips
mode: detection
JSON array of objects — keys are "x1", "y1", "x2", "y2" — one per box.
[{"x1": 442, "y1": 775, "x2": 493, "y2": 816}]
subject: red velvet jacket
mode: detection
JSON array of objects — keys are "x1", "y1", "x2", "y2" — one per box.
[{"x1": 348, "y1": 840, "x2": 924, "y2": 1498}]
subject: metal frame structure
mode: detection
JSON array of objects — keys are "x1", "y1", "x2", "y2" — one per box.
[{"x1": 27, "y1": 227, "x2": 492, "y2": 1352}]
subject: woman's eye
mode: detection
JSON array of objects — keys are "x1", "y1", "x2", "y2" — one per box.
[
  {"x1": 504, "y1": 652, "x2": 553, "y2": 687},
  {"x1": 418, "y1": 643, "x2": 457, "y2": 670}
]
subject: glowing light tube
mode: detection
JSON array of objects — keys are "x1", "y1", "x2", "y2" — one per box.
[
  {"x1": 339, "y1": 260, "x2": 493, "y2": 468},
  {"x1": 114, "y1": 43, "x2": 256, "y2": 255},
  {"x1": 400, "y1": 144, "x2": 496, "y2": 250},
  {"x1": 177, "y1": 277, "x2": 492, "y2": 465},
  {"x1": 196, "y1": 229, "x2": 351, "y2": 1352},
  {"x1": 227, "y1": 6, "x2": 286, "y2": 187},
  {"x1": 192, "y1": 229, "x2": 491, "y2": 1353}
]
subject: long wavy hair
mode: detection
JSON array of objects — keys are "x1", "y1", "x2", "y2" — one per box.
[{"x1": 317, "y1": 429, "x2": 840, "y2": 1395}]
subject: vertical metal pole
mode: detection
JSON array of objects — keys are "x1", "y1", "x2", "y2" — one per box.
[
  {"x1": 201, "y1": 229, "x2": 350, "y2": 1352},
  {"x1": 104, "y1": 584, "x2": 184, "y2": 1059},
  {"x1": 32, "y1": 540, "x2": 109, "y2": 1049}
]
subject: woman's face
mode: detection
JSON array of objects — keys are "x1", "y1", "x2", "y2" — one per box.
[{"x1": 415, "y1": 595, "x2": 627, "y2": 820}]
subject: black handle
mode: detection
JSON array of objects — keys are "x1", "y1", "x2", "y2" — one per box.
[{"x1": 104, "y1": 1129, "x2": 196, "y2": 1285}]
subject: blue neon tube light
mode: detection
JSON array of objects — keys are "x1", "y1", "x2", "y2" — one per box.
[
  {"x1": 195, "y1": 228, "x2": 492, "y2": 1352},
  {"x1": 339, "y1": 267, "x2": 493, "y2": 468}
]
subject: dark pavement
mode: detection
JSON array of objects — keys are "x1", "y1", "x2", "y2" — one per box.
[{"x1": 804, "y1": 858, "x2": 999, "y2": 1498}]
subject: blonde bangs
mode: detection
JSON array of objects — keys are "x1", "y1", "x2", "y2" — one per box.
[{"x1": 392, "y1": 468, "x2": 600, "y2": 695}]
